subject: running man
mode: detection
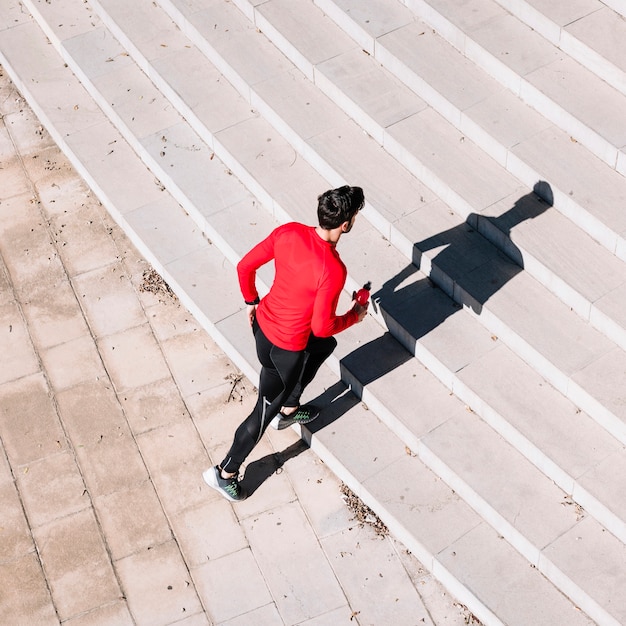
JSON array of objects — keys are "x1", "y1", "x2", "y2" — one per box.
[{"x1": 203, "y1": 185, "x2": 368, "y2": 501}]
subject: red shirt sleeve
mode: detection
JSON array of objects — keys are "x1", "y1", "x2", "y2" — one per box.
[
  {"x1": 310, "y1": 263, "x2": 359, "y2": 337},
  {"x1": 237, "y1": 229, "x2": 276, "y2": 303}
]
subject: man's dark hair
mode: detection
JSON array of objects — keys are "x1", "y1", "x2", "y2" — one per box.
[{"x1": 317, "y1": 186, "x2": 365, "y2": 229}]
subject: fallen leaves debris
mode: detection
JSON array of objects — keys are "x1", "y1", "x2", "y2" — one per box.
[
  {"x1": 561, "y1": 495, "x2": 585, "y2": 521},
  {"x1": 453, "y1": 602, "x2": 482, "y2": 624},
  {"x1": 139, "y1": 268, "x2": 177, "y2": 302},
  {"x1": 226, "y1": 372, "x2": 246, "y2": 403},
  {"x1": 340, "y1": 483, "x2": 388, "y2": 537}
]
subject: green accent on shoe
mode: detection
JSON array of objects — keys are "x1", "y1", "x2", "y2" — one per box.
[
  {"x1": 203, "y1": 466, "x2": 247, "y2": 501},
  {"x1": 275, "y1": 404, "x2": 320, "y2": 430}
]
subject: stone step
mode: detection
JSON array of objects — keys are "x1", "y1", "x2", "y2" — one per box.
[
  {"x1": 389, "y1": 0, "x2": 626, "y2": 175},
  {"x1": 491, "y1": 0, "x2": 626, "y2": 99},
  {"x1": 0, "y1": 10, "x2": 605, "y2": 625},
  {"x1": 305, "y1": 0, "x2": 626, "y2": 261},
  {"x1": 602, "y1": 0, "x2": 626, "y2": 20},
  {"x1": 19, "y1": 0, "x2": 626, "y2": 549}
]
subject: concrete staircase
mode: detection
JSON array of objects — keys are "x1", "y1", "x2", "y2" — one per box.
[{"x1": 2, "y1": 0, "x2": 626, "y2": 623}]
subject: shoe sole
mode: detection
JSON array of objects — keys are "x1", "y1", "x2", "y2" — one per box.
[{"x1": 202, "y1": 468, "x2": 245, "y2": 502}]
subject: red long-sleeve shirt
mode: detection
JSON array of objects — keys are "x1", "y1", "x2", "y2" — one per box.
[{"x1": 237, "y1": 222, "x2": 358, "y2": 351}]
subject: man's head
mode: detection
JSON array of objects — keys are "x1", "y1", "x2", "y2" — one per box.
[{"x1": 317, "y1": 186, "x2": 364, "y2": 232}]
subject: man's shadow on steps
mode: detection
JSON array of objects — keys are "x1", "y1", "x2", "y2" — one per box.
[
  {"x1": 370, "y1": 181, "x2": 553, "y2": 353},
  {"x1": 242, "y1": 182, "x2": 553, "y2": 495}
]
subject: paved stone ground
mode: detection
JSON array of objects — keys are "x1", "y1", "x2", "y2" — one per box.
[{"x1": 0, "y1": 66, "x2": 478, "y2": 625}]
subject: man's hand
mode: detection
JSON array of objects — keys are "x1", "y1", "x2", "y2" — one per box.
[
  {"x1": 247, "y1": 304, "x2": 257, "y2": 327},
  {"x1": 352, "y1": 300, "x2": 368, "y2": 322}
]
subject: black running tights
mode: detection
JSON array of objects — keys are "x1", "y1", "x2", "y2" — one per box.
[{"x1": 220, "y1": 320, "x2": 336, "y2": 474}]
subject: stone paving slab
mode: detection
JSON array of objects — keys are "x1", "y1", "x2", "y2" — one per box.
[
  {"x1": 438, "y1": 522, "x2": 594, "y2": 626},
  {"x1": 577, "y1": 446, "x2": 626, "y2": 540},
  {"x1": 423, "y1": 412, "x2": 579, "y2": 554},
  {"x1": 500, "y1": 0, "x2": 602, "y2": 30},
  {"x1": 571, "y1": 346, "x2": 626, "y2": 434},
  {"x1": 257, "y1": 0, "x2": 357, "y2": 76},
  {"x1": 314, "y1": 0, "x2": 415, "y2": 52},
  {"x1": 497, "y1": 0, "x2": 626, "y2": 99},
  {"x1": 404, "y1": 0, "x2": 626, "y2": 168},
  {"x1": 242, "y1": 502, "x2": 349, "y2": 623},
  {"x1": 526, "y1": 54, "x2": 626, "y2": 154},
  {"x1": 316, "y1": 48, "x2": 427, "y2": 140},
  {"x1": 320, "y1": 524, "x2": 435, "y2": 625},
  {"x1": 0, "y1": 64, "x2": 475, "y2": 625},
  {"x1": 542, "y1": 515, "x2": 626, "y2": 625}
]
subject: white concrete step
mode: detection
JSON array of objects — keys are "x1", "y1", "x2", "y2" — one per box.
[
  {"x1": 392, "y1": 0, "x2": 626, "y2": 175},
  {"x1": 602, "y1": 0, "x2": 626, "y2": 20},
  {"x1": 0, "y1": 10, "x2": 605, "y2": 625},
  {"x1": 19, "y1": 0, "x2": 626, "y2": 547},
  {"x1": 312, "y1": 0, "x2": 624, "y2": 274},
  {"x1": 308, "y1": 0, "x2": 626, "y2": 259},
  {"x1": 491, "y1": 0, "x2": 626, "y2": 99}
]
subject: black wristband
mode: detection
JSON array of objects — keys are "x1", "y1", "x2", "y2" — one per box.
[{"x1": 245, "y1": 297, "x2": 260, "y2": 306}]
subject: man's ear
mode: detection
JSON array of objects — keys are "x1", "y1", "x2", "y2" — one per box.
[{"x1": 341, "y1": 220, "x2": 350, "y2": 232}]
